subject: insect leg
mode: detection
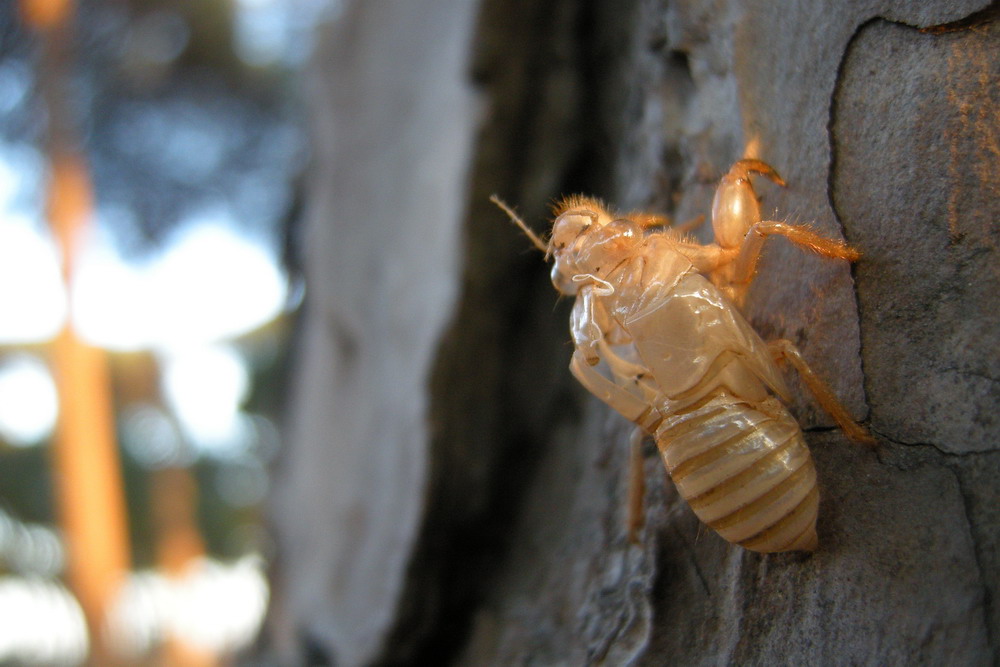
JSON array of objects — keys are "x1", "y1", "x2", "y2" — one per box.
[
  {"x1": 571, "y1": 286, "x2": 615, "y2": 364},
  {"x1": 732, "y1": 220, "x2": 862, "y2": 286},
  {"x1": 627, "y1": 212, "x2": 706, "y2": 234},
  {"x1": 767, "y1": 339, "x2": 875, "y2": 444},
  {"x1": 627, "y1": 212, "x2": 672, "y2": 228},
  {"x1": 627, "y1": 427, "x2": 647, "y2": 544},
  {"x1": 570, "y1": 290, "x2": 664, "y2": 542},
  {"x1": 729, "y1": 158, "x2": 786, "y2": 186},
  {"x1": 672, "y1": 214, "x2": 706, "y2": 234},
  {"x1": 570, "y1": 336, "x2": 663, "y2": 544},
  {"x1": 593, "y1": 342, "x2": 665, "y2": 544},
  {"x1": 569, "y1": 345, "x2": 660, "y2": 426}
]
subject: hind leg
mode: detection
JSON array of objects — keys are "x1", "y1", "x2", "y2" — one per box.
[
  {"x1": 768, "y1": 339, "x2": 874, "y2": 444},
  {"x1": 627, "y1": 427, "x2": 648, "y2": 544}
]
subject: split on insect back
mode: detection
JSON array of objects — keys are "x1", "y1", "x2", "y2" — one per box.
[{"x1": 492, "y1": 159, "x2": 873, "y2": 554}]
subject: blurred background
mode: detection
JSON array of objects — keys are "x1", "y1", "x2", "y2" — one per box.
[
  {"x1": 3, "y1": 0, "x2": 995, "y2": 665},
  {"x1": 0, "y1": 0, "x2": 337, "y2": 663}
]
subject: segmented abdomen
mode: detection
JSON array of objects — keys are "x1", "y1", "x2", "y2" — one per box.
[{"x1": 655, "y1": 394, "x2": 818, "y2": 553}]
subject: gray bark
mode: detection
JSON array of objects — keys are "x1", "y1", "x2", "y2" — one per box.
[{"x1": 262, "y1": 1, "x2": 1000, "y2": 665}]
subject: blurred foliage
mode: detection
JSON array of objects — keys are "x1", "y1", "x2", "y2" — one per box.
[{"x1": 0, "y1": 0, "x2": 314, "y2": 566}]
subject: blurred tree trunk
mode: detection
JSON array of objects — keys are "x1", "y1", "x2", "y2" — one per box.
[{"x1": 261, "y1": 0, "x2": 999, "y2": 665}]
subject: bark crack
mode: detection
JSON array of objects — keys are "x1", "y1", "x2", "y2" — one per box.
[
  {"x1": 948, "y1": 465, "x2": 996, "y2": 658},
  {"x1": 854, "y1": 427, "x2": 997, "y2": 658},
  {"x1": 826, "y1": 16, "x2": 876, "y2": 427},
  {"x1": 938, "y1": 364, "x2": 1000, "y2": 386},
  {"x1": 917, "y1": 2, "x2": 1000, "y2": 34},
  {"x1": 868, "y1": 428, "x2": 999, "y2": 461},
  {"x1": 686, "y1": 544, "x2": 711, "y2": 598},
  {"x1": 827, "y1": 5, "x2": 1000, "y2": 472}
]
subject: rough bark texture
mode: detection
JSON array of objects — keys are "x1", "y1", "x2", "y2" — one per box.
[{"x1": 262, "y1": 1, "x2": 999, "y2": 665}]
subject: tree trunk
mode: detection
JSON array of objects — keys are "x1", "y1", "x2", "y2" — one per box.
[{"x1": 261, "y1": 1, "x2": 999, "y2": 664}]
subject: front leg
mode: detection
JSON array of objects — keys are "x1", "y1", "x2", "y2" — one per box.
[
  {"x1": 569, "y1": 293, "x2": 664, "y2": 544},
  {"x1": 706, "y1": 159, "x2": 862, "y2": 306},
  {"x1": 571, "y1": 288, "x2": 660, "y2": 406},
  {"x1": 570, "y1": 349, "x2": 661, "y2": 545},
  {"x1": 570, "y1": 286, "x2": 609, "y2": 365},
  {"x1": 569, "y1": 294, "x2": 658, "y2": 421}
]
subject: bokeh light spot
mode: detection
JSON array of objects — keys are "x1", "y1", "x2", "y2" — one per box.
[
  {"x1": 0, "y1": 354, "x2": 59, "y2": 447},
  {"x1": 160, "y1": 345, "x2": 250, "y2": 458}
]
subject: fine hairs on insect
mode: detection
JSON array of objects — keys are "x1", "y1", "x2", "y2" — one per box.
[{"x1": 492, "y1": 159, "x2": 873, "y2": 553}]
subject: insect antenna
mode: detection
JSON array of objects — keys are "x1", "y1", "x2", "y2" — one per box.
[{"x1": 490, "y1": 195, "x2": 548, "y2": 254}]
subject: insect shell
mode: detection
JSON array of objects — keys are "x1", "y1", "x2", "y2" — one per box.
[{"x1": 492, "y1": 160, "x2": 870, "y2": 553}]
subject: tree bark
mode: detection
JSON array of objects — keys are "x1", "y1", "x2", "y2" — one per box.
[{"x1": 262, "y1": 1, "x2": 1000, "y2": 664}]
